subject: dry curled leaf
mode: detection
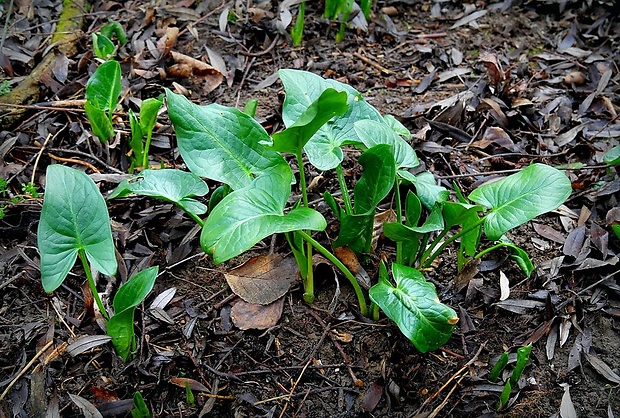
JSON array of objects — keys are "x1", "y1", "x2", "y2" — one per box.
[{"x1": 168, "y1": 51, "x2": 223, "y2": 93}]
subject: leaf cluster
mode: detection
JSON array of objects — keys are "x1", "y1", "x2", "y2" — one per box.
[{"x1": 39, "y1": 69, "x2": 573, "y2": 355}]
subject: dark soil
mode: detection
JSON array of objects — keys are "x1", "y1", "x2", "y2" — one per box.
[{"x1": 0, "y1": 0, "x2": 619, "y2": 417}]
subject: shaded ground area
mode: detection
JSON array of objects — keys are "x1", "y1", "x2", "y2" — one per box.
[{"x1": 0, "y1": 0, "x2": 619, "y2": 416}]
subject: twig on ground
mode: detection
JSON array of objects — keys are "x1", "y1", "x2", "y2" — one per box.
[
  {"x1": 307, "y1": 309, "x2": 364, "y2": 387},
  {"x1": 48, "y1": 153, "x2": 100, "y2": 173},
  {"x1": 279, "y1": 360, "x2": 312, "y2": 418},
  {"x1": 351, "y1": 51, "x2": 394, "y2": 75},
  {"x1": 238, "y1": 35, "x2": 280, "y2": 57},
  {"x1": 414, "y1": 342, "x2": 485, "y2": 416},
  {"x1": 0, "y1": 339, "x2": 54, "y2": 400}
]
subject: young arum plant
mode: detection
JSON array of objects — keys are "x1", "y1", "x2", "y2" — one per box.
[
  {"x1": 109, "y1": 69, "x2": 572, "y2": 353},
  {"x1": 84, "y1": 60, "x2": 121, "y2": 143},
  {"x1": 127, "y1": 94, "x2": 164, "y2": 170},
  {"x1": 38, "y1": 165, "x2": 158, "y2": 361},
  {"x1": 92, "y1": 20, "x2": 127, "y2": 60},
  {"x1": 385, "y1": 163, "x2": 572, "y2": 277},
  {"x1": 291, "y1": 1, "x2": 305, "y2": 47},
  {"x1": 490, "y1": 344, "x2": 533, "y2": 410}
]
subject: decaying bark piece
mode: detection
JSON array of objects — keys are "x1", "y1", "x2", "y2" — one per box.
[{"x1": 0, "y1": 0, "x2": 84, "y2": 126}]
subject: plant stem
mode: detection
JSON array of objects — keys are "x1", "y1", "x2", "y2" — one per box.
[
  {"x1": 142, "y1": 132, "x2": 152, "y2": 169},
  {"x1": 296, "y1": 151, "x2": 315, "y2": 304},
  {"x1": 474, "y1": 242, "x2": 506, "y2": 259},
  {"x1": 420, "y1": 228, "x2": 449, "y2": 265},
  {"x1": 296, "y1": 230, "x2": 368, "y2": 316},
  {"x1": 336, "y1": 164, "x2": 353, "y2": 215},
  {"x1": 79, "y1": 250, "x2": 109, "y2": 321},
  {"x1": 185, "y1": 210, "x2": 205, "y2": 228},
  {"x1": 394, "y1": 178, "x2": 403, "y2": 264},
  {"x1": 421, "y1": 218, "x2": 485, "y2": 268},
  {"x1": 370, "y1": 301, "x2": 380, "y2": 321}
]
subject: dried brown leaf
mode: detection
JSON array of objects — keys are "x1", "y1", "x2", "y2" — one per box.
[
  {"x1": 494, "y1": 299, "x2": 545, "y2": 314},
  {"x1": 453, "y1": 258, "x2": 480, "y2": 292},
  {"x1": 224, "y1": 254, "x2": 298, "y2": 305},
  {"x1": 586, "y1": 353, "x2": 620, "y2": 384},
  {"x1": 373, "y1": 209, "x2": 397, "y2": 251},
  {"x1": 168, "y1": 51, "x2": 223, "y2": 94},
  {"x1": 533, "y1": 223, "x2": 566, "y2": 244},
  {"x1": 499, "y1": 271, "x2": 510, "y2": 301},
  {"x1": 559, "y1": 383, "x2": 577, "y2": 418},
  {"x1": 563, "y1": 225, "x2": 586, "y2": 257},
  {"x1": 67, "y1": 335, "x2": 112, "y2": 357},
  {"x1": 479, "y1": 51, "x2": 505, "y2": 84},
  {"x1": 230, "y1": 297, "x2": 284, "y2": 330},
  {"x1": 334, "y1": 247, "x2": 371, "y2": 289},
  {"x1": 170, "y1": 377, "x2": 210, "y2": 392},
  {"x1": 362, "y1": 381, "x2": 383, "y2": 412}
]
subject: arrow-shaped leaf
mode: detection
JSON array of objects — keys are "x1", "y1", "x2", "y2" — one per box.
[
  {"x1": 369, "y1": 263, "x2": 458, "y2": 353},
  {"x1": 108, "y1": 266, "x2": 158, "y2": 361},
  {"x1": 201, "y1": 165, "x2": 326, "y2": 263},
  {"x1": 38, "y1": 165, "x2": 117, "y2": 293},
  {"x1": 271, "y1": 88, "x2": 348, "y2": 154},
  {"x1": 469, "y1": 164, "x2": 572, "y2": 240},
  {"x1": 353, "y1": 120, "x2": 418, "y2": 169},
  {"x1": 279, "y1": 69, "x2": 384, "y2": 170},
  {"x1": 108, "y1": 169, "x2": 209, "y2": 216},
  {"x1": 398, "y1": 170, "x2": 449, "y2": 209},
  {"x1": 166, "y1": 89, "x2": 285, "y2": 190},
  {"x1": 85, "y1": 60, "x2": 121, "y2": 113}
]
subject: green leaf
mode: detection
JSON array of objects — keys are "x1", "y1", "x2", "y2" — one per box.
[
  {"x1": 132, "y1": 392, "x2": 150, "y2": 418},
  {"x1": 85, "y1": 60, "x2": 121, "y2": 114},
  {"x1": 612, "y1": 224, "x2": 620, "y2": 240},
  {"x1": 333, "y1": 145, "x2": 396, "y2": 252},
  {"x1": 208, "y1": 184, "x2": 232, "y2": 212},
  {"x1": 399, "y1": 170, "x2": 449, "y2": 209},
  {"x1": 323, "y1": 190, "x2": 342, "y2": 221},
  {"x1": 510, "y1": 343, "x2": 532, "y2": 384},
  {"x1": 100, "y1": 21, "x2": 127, "y2": 45},
  {"x1": 498, "y1": 379, "x2": 511, "y2": 410},
  {"x1": 383, "y1": 114, "x2": 411, "y2": 138},
  {"x1": 291, "y1": 1, "x2": 305, "y2": 46},
  {"x1": 469, "y1": 164, "x2": 572, "y2": 240},
  {"x1": 139, "y1": 95, "x2": 164, "y2": 134},
  {"x1": 382, "y1": 223, "x2": 420, "y2": 266},
  {"x1": 285, "y1": 230, "x2": 309, "y2": 280},
  {"x1": 127, "y1": 110, "x2": 144, "y2": 163},
  {"x1": 499, "y1": 237, "x2": 535, "y2": 277},
  {"x1": 489, "y1": 351, "x2": 509, "y2": 382},
  {"x1": 279, "y1": 69, "x2": 384, "y2": 170},
  {"x1": 38, "y1": 165, "x2": 117, "y2": 293},
  {"x1": 244, "y1": 99, "x2": 258, "y2": 118},
  {"x1": 92, "y1": 33, "x2": 115, "y2": 60},
  {"x1": 333, "y1": 212, "x2": 374, "y2": 253},
  {"x1": 603, "y1": 146, "x2": 620, "y2": 165},
  {"x1": 166, "y1": 89, "x2": 285, "y2": 190},
  {"x1": 201, "y1": 166, "x2": 326, "y2": 263},
  {"x1": 353, "y1": 120, "x2": 418, "y2": 169},
  {"x1": 108, "y1": 169, "x2": 209, "y2": 216},
  {"x1": 369, "y1": 263, "x2": 458, "y2": 352},
  {"x1": 85, "y1": 101, "x2": 115, "y2": 142},
  {"x1": 386, "y1": 204, "x2": 444, "y2": 236},
  {"x1": 405, "y1": 191, "x2": 422, "y2": 227},
  {"x1": 272, "y1": 88, "x2": 348, "y2": 155},
  {"x1": 108, "y1": 266, "x2": 158, "y2": 361},
  {"x1": 353, "y1": 144, "x2": 396, "y2": 214},
  {"x1": 442, "y1": 201, "x2": 483, "y2": 257}
]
